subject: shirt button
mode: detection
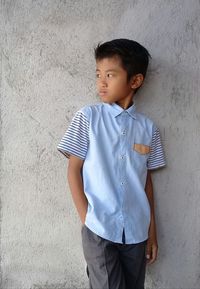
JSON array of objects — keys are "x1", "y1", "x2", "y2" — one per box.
[
  {"x1": 120, "y1": 182, "x2": 124, "y2": 185},
  {"x1": 122, "y1": 130, "x2": 126, "y2": 135},
  {"x1": 120, "y1": 155, "x2": 125, "y2": 160}
]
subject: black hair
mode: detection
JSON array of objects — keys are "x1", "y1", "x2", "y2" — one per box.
[{"x1": 94, "y1": 39, "x2": 151, "y2": 81}]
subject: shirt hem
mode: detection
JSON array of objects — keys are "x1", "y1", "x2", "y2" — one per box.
[
  {"x1": 57, "y1": 148, "x2": 85, "y2": 160},
  {"x1": 84, "y1": 222, "x2": 149, "y2": 245},
  {"x1": 147, "y1": 163, "x2": 166, "y2": 170}
]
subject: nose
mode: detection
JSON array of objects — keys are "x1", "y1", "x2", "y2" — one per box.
[{"x1": 99, "y1": 76, "x2": 108, "y2": 87}]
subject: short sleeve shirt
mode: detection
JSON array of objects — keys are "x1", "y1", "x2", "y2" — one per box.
[{"x1": 58, "y1": 102, "x2": 166, "y2": 244}]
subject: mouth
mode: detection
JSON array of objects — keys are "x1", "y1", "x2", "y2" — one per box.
[{"x1": 98, "y1": 90, "x2": 108, "y2": 97}]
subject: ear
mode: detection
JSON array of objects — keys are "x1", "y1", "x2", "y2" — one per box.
[{"x1": 130, "y1": 74, "x2": 144, "y2": 90}]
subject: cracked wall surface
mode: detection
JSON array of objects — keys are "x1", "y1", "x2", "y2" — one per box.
[{"x1": 1, "y1": 0, "x2": 200, "y2": 288}]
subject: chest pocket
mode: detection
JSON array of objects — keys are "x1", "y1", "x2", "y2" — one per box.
[
  {"x1": 132, "y1": 142, "x2": 150, "y2": 168},
  {"x1": 133, "y1": 143, "x2": 150, "y2": 155}
]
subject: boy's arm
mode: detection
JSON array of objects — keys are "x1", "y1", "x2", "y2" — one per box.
[
  {"x1": 67, "y1": 155, "x2": 88, "y2": 224},
  {"x1": 145, "y1": 170, "x2": 158, "y2": 264}
]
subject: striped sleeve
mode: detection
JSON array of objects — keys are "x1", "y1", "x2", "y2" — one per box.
[
  {"x1": 147, "y1": 127, "x2": 166, "y2": 170},
  {"x1": 57, "y1": 111, "x2": 89, "y2": 160}
]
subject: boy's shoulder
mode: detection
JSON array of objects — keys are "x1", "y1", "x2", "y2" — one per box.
[
  {"x1": 135, "y1": 110, "x2": 157, "y2": 129},
  {"x1": 135, "y1": 110, "x2": 155, "y2": 126},
  {"x1": 76, "y1": 102, "x2": 104, "y2": 118}
]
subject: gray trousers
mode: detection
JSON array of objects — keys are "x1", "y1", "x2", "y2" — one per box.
[{"x1": 81, "y1": 225, "x2": 146, "y2": 289}]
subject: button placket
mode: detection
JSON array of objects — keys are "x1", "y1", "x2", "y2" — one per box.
[{"x1": 119, "y1": 118, "x2": 128, "y2": 186}]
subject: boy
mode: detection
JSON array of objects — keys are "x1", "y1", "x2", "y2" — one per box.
[{"x1": 57, "y1": 39, "x2": 166, "y2": 289}]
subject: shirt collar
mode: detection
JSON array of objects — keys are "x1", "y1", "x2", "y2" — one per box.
[{"x1": 104, "y1": 102, "x2": 137, "y2": 119}]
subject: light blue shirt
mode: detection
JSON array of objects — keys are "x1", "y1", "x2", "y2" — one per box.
[{"x1": 58, "y1": 102, "x2": 166, "y2": 244}]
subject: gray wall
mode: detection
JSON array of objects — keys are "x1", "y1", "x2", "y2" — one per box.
[{"x1": 1, "y1": 1, "x2": 200, "y2": 288}]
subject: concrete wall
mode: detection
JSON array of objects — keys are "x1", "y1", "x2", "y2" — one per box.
[{"x1": 1, "y1": 0, "x2": 200, "y2": 288}]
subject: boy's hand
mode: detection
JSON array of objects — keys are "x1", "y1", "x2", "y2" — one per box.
[{"x1": 146, "y1": 234, "x2": 158, "y2": 265}]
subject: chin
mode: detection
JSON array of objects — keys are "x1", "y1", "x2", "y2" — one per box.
[{"x1": 100, "y1": 96, "x2": 113, "y2": 104}]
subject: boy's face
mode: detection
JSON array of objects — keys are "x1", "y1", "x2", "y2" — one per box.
[{"x1": 96, "y1": 56, "x2": 143, "y2": 109}]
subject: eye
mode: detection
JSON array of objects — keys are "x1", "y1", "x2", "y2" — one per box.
[
  {"x1": 107, "y1": 73, "x2": 113, "y2": 78},
  {"x1": 96, "y1": 73, "x2": 101, "y2": 78}
]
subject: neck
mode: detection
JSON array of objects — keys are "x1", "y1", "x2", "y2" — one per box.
[{"x1": 116, "y1": 97, "x2": 134, "y2": 110}]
